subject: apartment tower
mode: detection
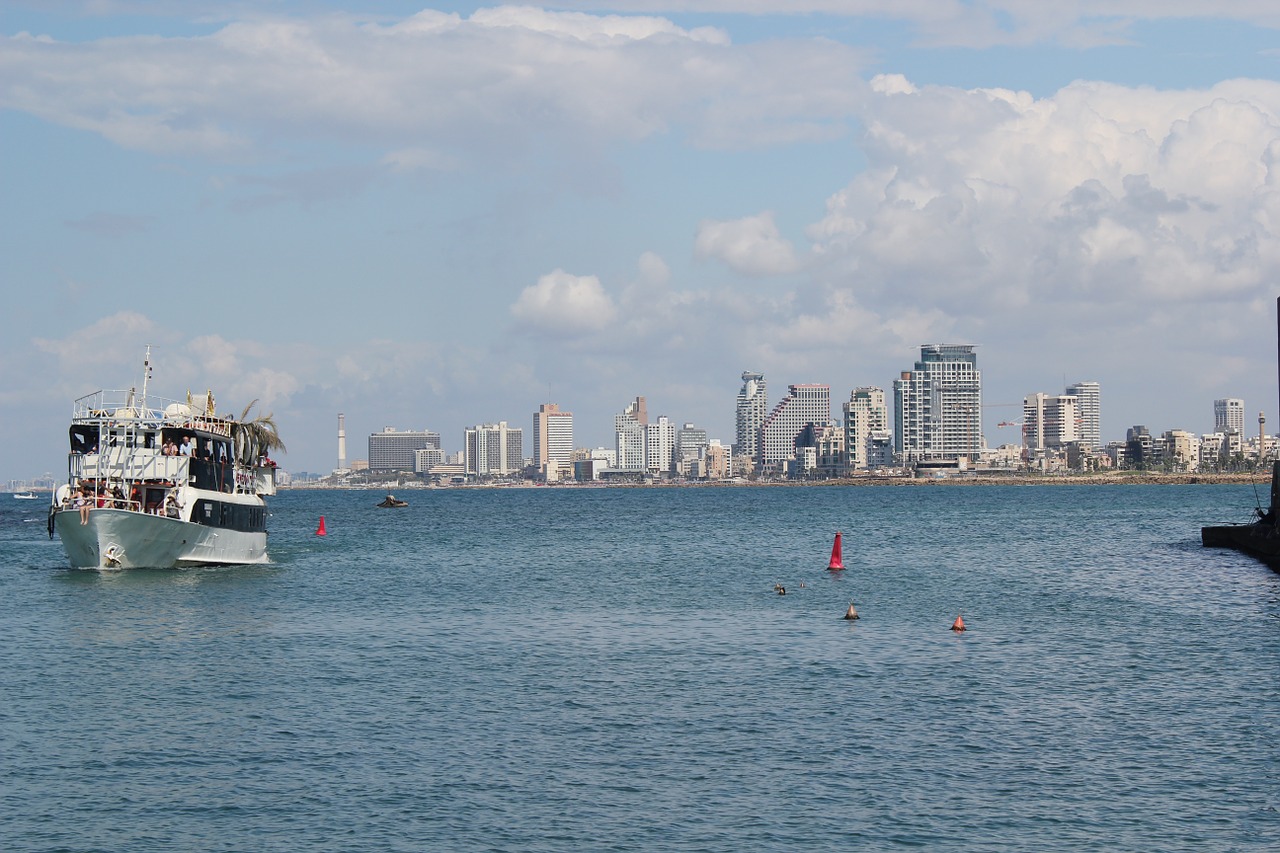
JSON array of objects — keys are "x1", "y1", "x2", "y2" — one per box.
[
  {"x1": 735, "y1": 372, "x2": 767, "y2": 466},
  {"x1": 1065, "y1": 381, "x2": 1101, "y2": 449}
]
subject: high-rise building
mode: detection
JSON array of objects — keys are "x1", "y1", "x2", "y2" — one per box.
[
  {"x1": 368, "y1": 427, "x2": 442, "y2": 471},
  {"x1": 1215, "y1": 398, "x2": 1245, "y2": 434},
  {"x1": 736, "y1": 372, "x2": 767, "y2": 466},
  {"x1": 533, "y1": 403, "x2": 574, "y2": 481},
  {"x1": 464, "y1": 422, "x2": 523, "y2": 476},
  {"x1": 614, "y1": 397, "x2": 647, "y2": 471},
  {"x1": 646, "y1": 415, "x2": 675, "y2": 475},
  {"x1": 893, "y1": 344, "x2": 982, "y2": 463},
  {"x1": 1023, "y1": 393, "x2": 1080, "y2": 454},
  {"x1": 674, "y1": 422, "x2": 709, "y2": 475},
  {"x1": 759, "y1": 384, "x2": 831, "y2": 468},
  {"x1": 1065, "y1": 381, "x2": 1101, "y2": 449},
  {"x1": 843, "y1": 387, "x2": 890, "y2": 471}
]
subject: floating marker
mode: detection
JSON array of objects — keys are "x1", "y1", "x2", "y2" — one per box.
[
  {"x1": 827, "y1": 531, "x2": 845, "y2": 570},
  {"x1": 843, "y1": 601, "x2": 859, "y2": 620},
  {"x1": 950, "y1": 614, "x2": 966, "y2": 632},
  {"x1": 316, "y1": 515, "x2": 327, "y2": 536}
]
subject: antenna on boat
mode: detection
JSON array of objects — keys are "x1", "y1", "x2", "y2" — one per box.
[{"x1": 140, "y1": 344, "x2": 153, "y2": 412}]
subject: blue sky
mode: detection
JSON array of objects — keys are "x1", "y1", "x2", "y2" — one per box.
[{"x1": 5, "y1": 1, "x2": 1280, "y2": 481}]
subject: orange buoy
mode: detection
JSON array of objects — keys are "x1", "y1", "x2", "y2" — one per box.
[
  {"x1": 316, "y1": 515, "x2": 327, "y2": 536},
  {"x1": 950, "y1": 614, "x2": 966, "y2": 632},
  {"x1": 843, "y1": 601, "x2": 859, "y2": 620},
  {"x1": 827, "y1": 531, "x2": 845, "y2": 570}
]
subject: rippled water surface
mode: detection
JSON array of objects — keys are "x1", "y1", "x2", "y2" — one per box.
[{"x1": 2, "y1": 484, "x2": 1279, "y2": 851}]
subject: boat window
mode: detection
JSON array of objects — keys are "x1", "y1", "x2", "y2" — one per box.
[{"x1": 69, "y1": 426, "x2": 97, "y2": 453}]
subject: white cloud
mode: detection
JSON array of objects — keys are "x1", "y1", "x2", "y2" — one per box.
[
  {"x1": 0, "y1": 8, "x2": 865, "y2": 160},
  {"x1": 511, "y1": 269, "x2": 620, "y2": 335},
  {"x1": 696, "y1": 211, "x2": 801, "y2": 276},
  {"x1": 808, "y1": 78, "x2": 1280, "y2": 317},
  {"x1": 548, "y1": 2, "x2": 1280, "y2": 48}
]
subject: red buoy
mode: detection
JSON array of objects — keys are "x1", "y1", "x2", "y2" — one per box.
[
  {"x1": 950, "y1": 614, "x2": 966, "y2": 632},
  {"x1": 316, "y1": 515, "x2": 327, "y2": 536},
  {"x1": 827, "y1": 531, "x2": 845, "y2": 570}
]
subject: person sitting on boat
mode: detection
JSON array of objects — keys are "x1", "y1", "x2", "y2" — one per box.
[
  {"x1": 165, "y1": 493, "x2": 181, "y2": 519},
  {"x1": 179, "y1": 436, "x2": 192, "y2": 456},
  {"x1": 111, "y1": 485, "x2": 126, "y2": 509},
  {"x1": 74, "y1": 486, "x2": 90, "y2": 525}
]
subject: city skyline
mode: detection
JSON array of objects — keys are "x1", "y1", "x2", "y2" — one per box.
[
  {"x1": 6, "y1": 3, "x2": 1280, "y2": 481},
  {"x1": 340, "y1": 362, "x2": 1252, "y2": 471}
]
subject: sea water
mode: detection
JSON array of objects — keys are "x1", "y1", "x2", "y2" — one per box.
[{"x1": 1, "y1": 484, "x2": 1278, "y2": 851}]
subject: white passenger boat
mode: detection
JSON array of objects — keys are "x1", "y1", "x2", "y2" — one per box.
[{"x1": 49, "y1": 349, "x2": 283, "y2": 569}]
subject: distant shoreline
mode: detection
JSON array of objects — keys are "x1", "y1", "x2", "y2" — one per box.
[{"x1": 281, "y1": 471, "x2": 1274, "y2": 490}]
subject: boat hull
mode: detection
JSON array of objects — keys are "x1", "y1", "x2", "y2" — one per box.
[{"x1": 53, "y1": 508, "x2": 269, "y2": 569}]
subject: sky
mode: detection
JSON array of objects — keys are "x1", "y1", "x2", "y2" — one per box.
[{"x1": 6, "y1": 1, "x2": 1280, "y2": 481}]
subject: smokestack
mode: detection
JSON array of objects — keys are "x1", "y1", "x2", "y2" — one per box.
[{"x1": 338, "y1": 413, "x2": 347, "y2": 470}]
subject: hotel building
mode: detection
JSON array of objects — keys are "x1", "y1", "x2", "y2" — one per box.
[
  {"x1": 464, "y1": 422, "x2": 524, "y2": 477},
  {"x1": 758, "y1": 384, "x2": 831, "y2": 469},
  {"x1": 368, "y1": 427, "x2": 442, "y2": 472},
  {"x1": 533, "y1": 403, "x2": 574, "y2": 482},
  {"x1": 893, "y1": 344, "x2": 982, "y2": 463},
  {"x1": 1023, "y1": 393, "x2": 1080, "y2": 455},
  {"x1": 1214, "y1": 398, "x2": 1245, "y2": 434}
]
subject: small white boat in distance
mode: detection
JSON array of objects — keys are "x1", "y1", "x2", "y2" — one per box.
[
  {"x1": 13, "y1": 491, "x2": 37, "y2": 500},
  {"x1": 49, "y1": 347, "x2": 284, "y2": 569}
]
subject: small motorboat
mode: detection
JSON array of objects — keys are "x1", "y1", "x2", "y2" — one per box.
[
  {"x1": 377, "y1": 494, "x2": 408, "y2": 508},
  {"x1": 13, "y1": 491, "x2": 37, "y2": 500}
]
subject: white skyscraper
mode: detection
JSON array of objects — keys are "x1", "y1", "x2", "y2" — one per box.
[
  {"x1": 533, "y1": 403, "x2": 574, "y2": 481},
  {"x1": 645, "y1": 415, "x2": 675, "y2": 476},
  {"x1": 893, "y1": 344, "x2": 982, "y2": 463},
  {"x1": 1215, "y1": 398, "x2": 1245, "y2": 434},
  {"x1": 735, "y1": 371, "x2": 767, "y2": 466},
  {"x1": 1065, "y1": 381, "x2": 1101, "y2": 449},
  {"x1": 758, "y1": 384, "x2": 831, "y2": 468},
  {"x1": 464, "y1": 422, "x2": 524, "y2": 476}
]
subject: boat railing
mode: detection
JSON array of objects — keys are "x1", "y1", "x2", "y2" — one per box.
[
  {"x1": 72, "y1": 450, "x2": 189, "y2": 485},
  {"x1": 72, "y1": 450, "x2": 277, "y2": 498},
  {"x1": 73, "y1": 389, "x2": 205, "y2": 424}
]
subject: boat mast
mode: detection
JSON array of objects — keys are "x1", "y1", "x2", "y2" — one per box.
[{"x1": 140, "y1": 344, "x2": 153, "y2": 413}]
